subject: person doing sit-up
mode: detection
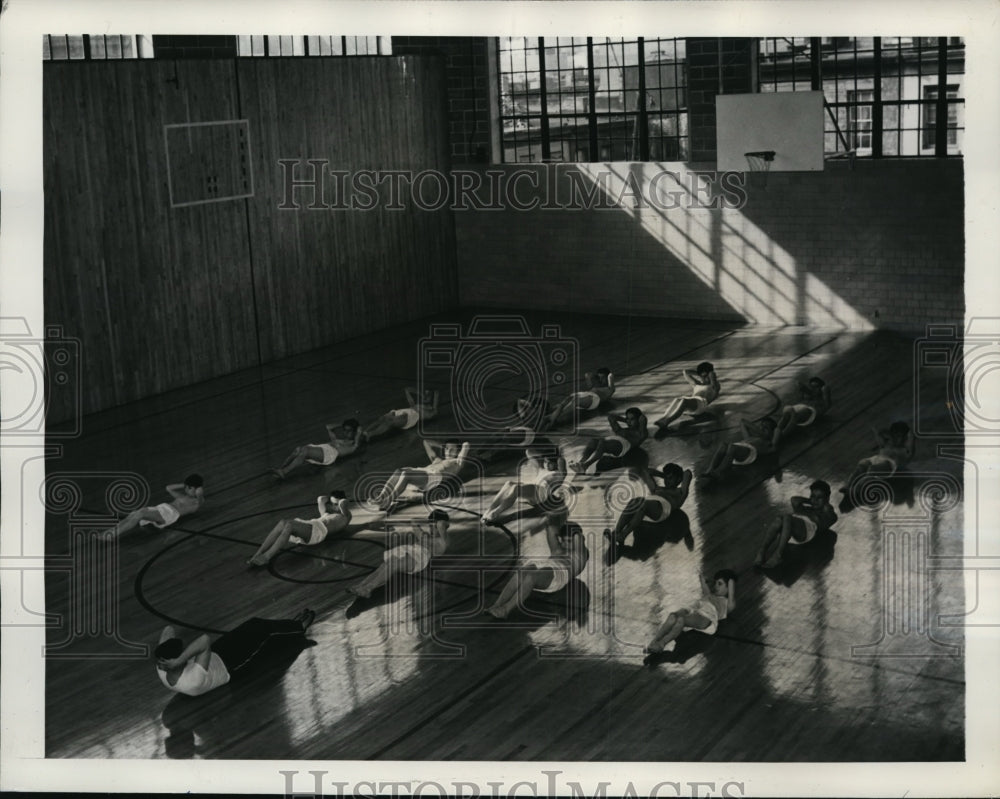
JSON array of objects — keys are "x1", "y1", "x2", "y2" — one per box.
[
  {"x1": 653, "y1": 362, "x2": 720, "y2": 432},
  {"x1": 486, "y1": 518, "x2": 589, "y2": 618},
  {"x1": 271, "y1": 419, "x2": 364, "y2": 479},
  {"x1": 365, "y1": 387, "x2": 440, "y2": 441},
  {"x1": 107, "y1": 474, "x2": 205, "y2": 537},
  {"x1": 570, "y1": 407, "x2": 648, "y2": 473},
  {"x1": 247, "y1": 491, "x2": 352, "y2": 566}
]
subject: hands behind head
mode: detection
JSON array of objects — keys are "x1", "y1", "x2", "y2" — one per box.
[{"x1": 156, "y1": 656, "x2": 183, "y2": 671}]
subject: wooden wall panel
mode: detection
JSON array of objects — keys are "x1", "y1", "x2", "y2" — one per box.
[
  {"x1": 237, "y1": 56, "x2": 457, "y2": 362},
  {"x1": 43, "y1": 56, "x2": 457, "y2": 422},
  {"x1": 43, "y1": 60, "x2": 259, "y2": 419}
]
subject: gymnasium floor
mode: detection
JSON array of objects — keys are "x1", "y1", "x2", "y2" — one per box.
[{"x1": 44, "y1": 309, "x2": 964, "y2": 761}]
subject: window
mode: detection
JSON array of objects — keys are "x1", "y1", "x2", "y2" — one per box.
[
  {"x1": 497, "y1": 37, "x2": 688, "y2": 163},
  {"x1": 847, "y1": 90, "x2": 874, "y2": 153},
  {"x1": 758, "y1": 36, "x2": 965, "y2": 157},
  {"x1": 43, "y1": 34, "x2": 154, "y2": 60},
  {"x1": 922, "y1": 85, "x2": 960, "y2": 151},
  {"x1": 236, "y1": 36, "x2": 390, "y2": 57}
]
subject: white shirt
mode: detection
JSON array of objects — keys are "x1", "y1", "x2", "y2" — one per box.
[{"x1": 157, "y1": 653, "x2": 231, "y2": 696}]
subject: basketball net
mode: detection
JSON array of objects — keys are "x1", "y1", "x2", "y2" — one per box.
[{"x1": 744, "y1": 150, "x2": 775, "y2": 190}]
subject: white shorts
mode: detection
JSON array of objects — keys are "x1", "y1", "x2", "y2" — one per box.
[
  {"x1": 289, "y1": 518, "x2": 328, "y2": 546},
  {"x1": 305, "y1": 443, "x2": 338, "y2": 466},
  {"x1": 732, "y1": 442, "x2": 757, "y2": 466},
  {"x1": 522, "y1": 558, "x2": 570, "y2": 593},
  {"x1": 604, "y1": 435, "x2": 631, "y2": 458},
  {"x1": 394, "y1": 408, "x2": 420, "y2": 430},
  {"x1": 789, "y1": 514, "x2": 819, "y2": 545},
  {"x1": 685, "y1": 597, "x2": 721, "y2": 636},
  {"x1": 575, "y1": 391, "x2": 602, "y2": 411},
  {"x1": 789, "y1": 404, "x2": 818, "y2": 426},
  {"x1": 139, "y1": 502, "x2": 181, "y2": 529},
  {"x1": 685, "y1": 394, "x2": 710, "y2": 414},
  {"x1": 644, "y1": 495, "x2": 673, "y2": 523},
  {"x1": 386, "y1": 543, "x2": 432, "y2": 573}
]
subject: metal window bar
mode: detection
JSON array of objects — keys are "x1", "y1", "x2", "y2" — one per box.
[{"x1": 538, "y1": 37, "x2": 551, "y2": 161}]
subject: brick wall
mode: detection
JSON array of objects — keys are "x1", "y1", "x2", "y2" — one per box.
[
  {"x1": 392, "y1": 36, "x2": 492, "y2": 164},
  {"x1": 454, "y1": 159, "x2": 964, "y2": 330}
]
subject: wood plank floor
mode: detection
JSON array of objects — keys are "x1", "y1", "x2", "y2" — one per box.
[{"x1": 43, "y1": 310, "x2": 964, "y2": 761}]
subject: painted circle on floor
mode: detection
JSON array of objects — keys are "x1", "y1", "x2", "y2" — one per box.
[{"x1": 134, "y1": 503, "x2": 517, "y2": 632}]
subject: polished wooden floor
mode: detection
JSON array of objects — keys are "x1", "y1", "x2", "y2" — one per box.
[{"x1": 44, "y1": 310, "x2": 965, "y2": 760}]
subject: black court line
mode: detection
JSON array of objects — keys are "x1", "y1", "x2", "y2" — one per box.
[{"x1": 131, "y1": 502, "x2": 522, "y2": 632}]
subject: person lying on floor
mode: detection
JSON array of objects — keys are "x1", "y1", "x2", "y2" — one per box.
[
  {"x1": 700, "y1": 417, "x2": 781, "y2": 483},
  {"x1": 247, "y1": 491, "x2": 352, "y2": 566},
  {"x1": 485, "y1": 517, "x2": 589, "y2": 619},
  {"x1": 569, "y1": 407, "x2": 648, "y2": 473},
  {"x1": 364, "y1": 387, "x2": 440, "y2": 441},
  {"x1": 644, "y1": 568, "x2": 736, "y2": 661},
  {"x1": 155, "y1": 610, "x2": 316, "y2": 696},
  {"x1": 543, "y1": 368, "x2": 616, "y2": 428},
  {"x1": 107, "y1": 474, "x2": 204, "y2": 537},
  {"x1": 604, "y1": 462, "x2": 692, "y2": 557},
  {"x1": 374, "y1": 440, "x2": 471, "y2": 509},
  {"x1": 754, "y1": 480, "x2": 837, "y2": 569},
  {"x1": 271, "y1": 419, "x2": 364, "y2": 479},
  {"x1": 347, "y1": 510, "x2": 451, "y2": 599},
  {"x1": 653, "y1": 361, "x2": 720, "y2": 433},
  {"x1": 481, "y1": 443, "x2": 568, "y2": 526},
  {"x1": 775, "y1": 376, "x2": 832, "y2": 440}
]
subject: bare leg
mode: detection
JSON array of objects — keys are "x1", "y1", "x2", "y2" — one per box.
[
  {"x1": 273, "y1": 445, "x2": 324, "y2": 479},
  {"x1": 755, "y1": 517, "x2": 783, "y2": 565},
  {"x1": 763, "y1": 515, "x2": 795, "y2": 568},
  {"x1": 571, "y1": 439, "x2": 605, "y2": 472},
  {"x1": 702, "y1": 443, "x2": 729, "y2": 478},
  {"x1": 109, "y1": 507, "x2": 165, "y2": 537},
  {"x1": 365, "y1": 412, "x2": 403, "y2": 440},
  {"x1": 350, "y1": 552, "x2": 419, "y2": 598},
  {"x1": 249, "y1": 520, "x2": 291, "y2": 565},
  {"x1": 654, "y1": 397, "x2": 689, "y2": 429},
  {"x1": 486, "y1": 566, "x2": 545, "y2": 618},
  {"x1": 376, "y1": 468, "x2": 428, "y2": 507},
  {"x1": 646, "y1": 612, "x2": 685, "y2": 652},
  {"x1": 776, "y1": 407, "x2": 797, "y2": 439},
  {"x1": 545, "y1": 395, "x2": 576, "y2": 428},
  {"x1": 482, "y1": 481, "x2": 520, "y2": 524},
  {"x1": 610, "y1": 497, "x2": 647, "y2": 544}
]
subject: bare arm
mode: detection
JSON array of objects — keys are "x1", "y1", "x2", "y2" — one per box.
[
  {"x1": 606, "y1": 372, "x2": 616, "y2": 393},
  {"x1": 404, "y1": 386, "x2": 419, "y2": 407},
  {"x1": 159, "y1": 625, "x2": 177, "y2": 643},
  {"x1": 821, "y1": 385, "x2": 832, "y2": 409},
  {"x1": 165, "y1": 484, "x2": 186, "y2": 498},
  {"x1": 635, "y1": 413, "x2": 649, "y2": 441},
  {"x1": 423, "y1": 440, "x2": 440, "y2": 462},
  {"x1": 455, "y1": 442, "x2": 471, "y2": 467},
  {"x1": 607, "y1": 414, "x2": 625, "y2": 434},
  {"x1": 544, "y1": 516, "x2": 564, "y2": 555},
  {"x1": 699, "y1": 570, "x2": 713, "y2": 596},
  {"x1": 157, "y1": 633, "x2": 212, "y2": 671},
  {"x1": 677, "y1": 469, "x2": 693, "y2": 504},
  {"x1": 789, "y1": 496, "x2": 809, "y2": 514},
  {"x1": 726, "y1": 579, "x2": 737, "y2": 612},
  {"x1": 682, "y1": 369, "x2": 700, "y2": 386},
  {"x1": 428, "y1": 389, "x2": 440, "y2": 415},
  {"x1": 337, "y1": 499, "x2": 352, "y2": 524}
]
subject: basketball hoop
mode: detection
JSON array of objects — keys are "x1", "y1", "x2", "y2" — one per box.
[{"x1": 744, "y1": 150, "x2": 776, "y2": 189}]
